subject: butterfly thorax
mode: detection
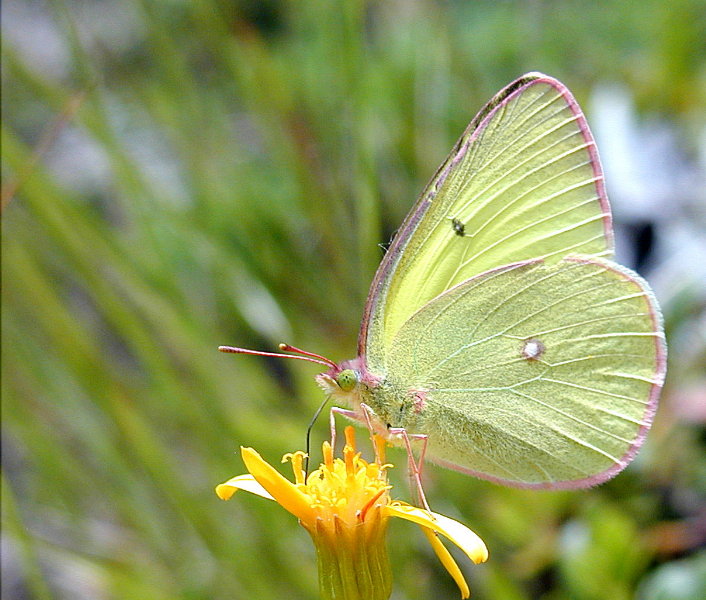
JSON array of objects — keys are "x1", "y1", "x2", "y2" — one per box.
[{"x1": 316, "y1": 357, "x2": 431, "y2": 440}]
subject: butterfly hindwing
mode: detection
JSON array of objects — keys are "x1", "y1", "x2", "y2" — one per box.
[{"x1": 379, "y1": 257, "x2": 665, "y2": 487}]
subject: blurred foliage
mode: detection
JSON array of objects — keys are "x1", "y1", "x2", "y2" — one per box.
[{"x1": 2, "y1": 0, "x2": 705, "y2": 599}]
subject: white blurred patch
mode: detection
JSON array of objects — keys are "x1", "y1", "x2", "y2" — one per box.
[
  {"x1": 558, "y1": 519, "x2": 590, "y2": 556},
  {"x1": 231, "y1": 273, "x2": 292, "y2": 342},
  {"x1": 589, "y1": 83, "x2": 706, "y2": 304},
  {"x1": 3, "y1": 0, "x2": 144, "y2": 81}
]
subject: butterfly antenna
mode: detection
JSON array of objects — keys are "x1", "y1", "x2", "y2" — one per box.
[
  {"x1": 218, "y1": 344, "x2": 335, "y2": 368},
  {"x1": 277, "y1": 344, "x2": 338, "y2": 368}
]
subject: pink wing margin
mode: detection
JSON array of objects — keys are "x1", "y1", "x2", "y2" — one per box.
[{"x1": 357, "y1": 72, "x2": 614, "y2": 359}]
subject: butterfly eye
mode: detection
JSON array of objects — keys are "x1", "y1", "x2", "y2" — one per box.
[{"x1": 336, "y1": 369, "x2": 358, "y2": 392}]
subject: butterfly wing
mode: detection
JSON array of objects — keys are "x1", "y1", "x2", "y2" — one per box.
[
  {"x1": 353, "y1": 73, "x2": 665, "y2": 486},
  {"x1": 383, "y1": 257, "x2": 666, "y2": 488},
  {"x1": 361, "y1": 73, "x2": 613, "y2": 370}
]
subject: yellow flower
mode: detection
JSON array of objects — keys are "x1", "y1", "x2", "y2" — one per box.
[{"x1": 216, "y1": 427, "x2": 488, "y2": 599}]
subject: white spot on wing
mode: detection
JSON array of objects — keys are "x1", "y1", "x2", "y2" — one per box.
[{"x1": 522, "y1": 338, "x2": 545, "y2": 361}]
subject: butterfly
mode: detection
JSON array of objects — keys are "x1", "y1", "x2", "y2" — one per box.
[{"x1": 222, "y1": 73, "x2": 666, "y2": 489}]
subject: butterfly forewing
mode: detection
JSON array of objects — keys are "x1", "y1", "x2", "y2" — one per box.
[{"x1": 362, "y1": 74, "x2": 613, "y2": 365}]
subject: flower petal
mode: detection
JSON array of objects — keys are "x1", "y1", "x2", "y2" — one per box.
[
  {"x1": 241, "y1": 447, "x2": 313, "y2": 521},
  {"x1": 215, "y1": 474, "x2": 275, "y2": 501},
  {"x1": 385, "y1": 503, "x2": 488, "y2": 564},
  {"x1": 420, "y1": 527, "x2": 470, "y2": 599}
]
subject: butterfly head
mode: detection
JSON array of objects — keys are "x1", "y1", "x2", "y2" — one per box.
[{"x1": 315, "y1": 356, "x2": 379, "y2": 408}]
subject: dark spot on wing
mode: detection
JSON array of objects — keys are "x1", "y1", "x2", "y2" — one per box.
[{"x1": 451, "y1": 218, "x2": 465, "y2": 236}]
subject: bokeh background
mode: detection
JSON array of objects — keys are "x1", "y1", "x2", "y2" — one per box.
[{"x1": 3, "y1": 1, "x2": 705, "y2": 599}]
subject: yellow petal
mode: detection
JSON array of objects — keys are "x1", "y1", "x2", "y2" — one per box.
[
  {"x1": 215, "y1": 474, "x2": 275, "y2": 501},
  {"x1": 385, "y1": 503, "x2": 489, "y2": 564},
  {"x1": 241, "y1": 447, "x2": 313, "y2": 521},
  {"x1": 420, "y1": 527, "x2": 470, "y2": 599}
]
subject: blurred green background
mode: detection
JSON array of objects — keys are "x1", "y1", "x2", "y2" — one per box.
[{"x1": 3, "y1": 1, "x2": 705, "y2": 599}]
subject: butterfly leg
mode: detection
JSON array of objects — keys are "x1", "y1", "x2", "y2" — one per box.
[
  {"x1": 389, "y1": 427, "x2": 431, "y2": 513},
  {"x1": 329, "y1": 406, "x2": 363, "y2": 450},
  {"x1": 410, "y1": 432, "x2": 429, "y2": 476},
  {"x1": 359, "y1": 403, "x2": 387, "y2": 464}
]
